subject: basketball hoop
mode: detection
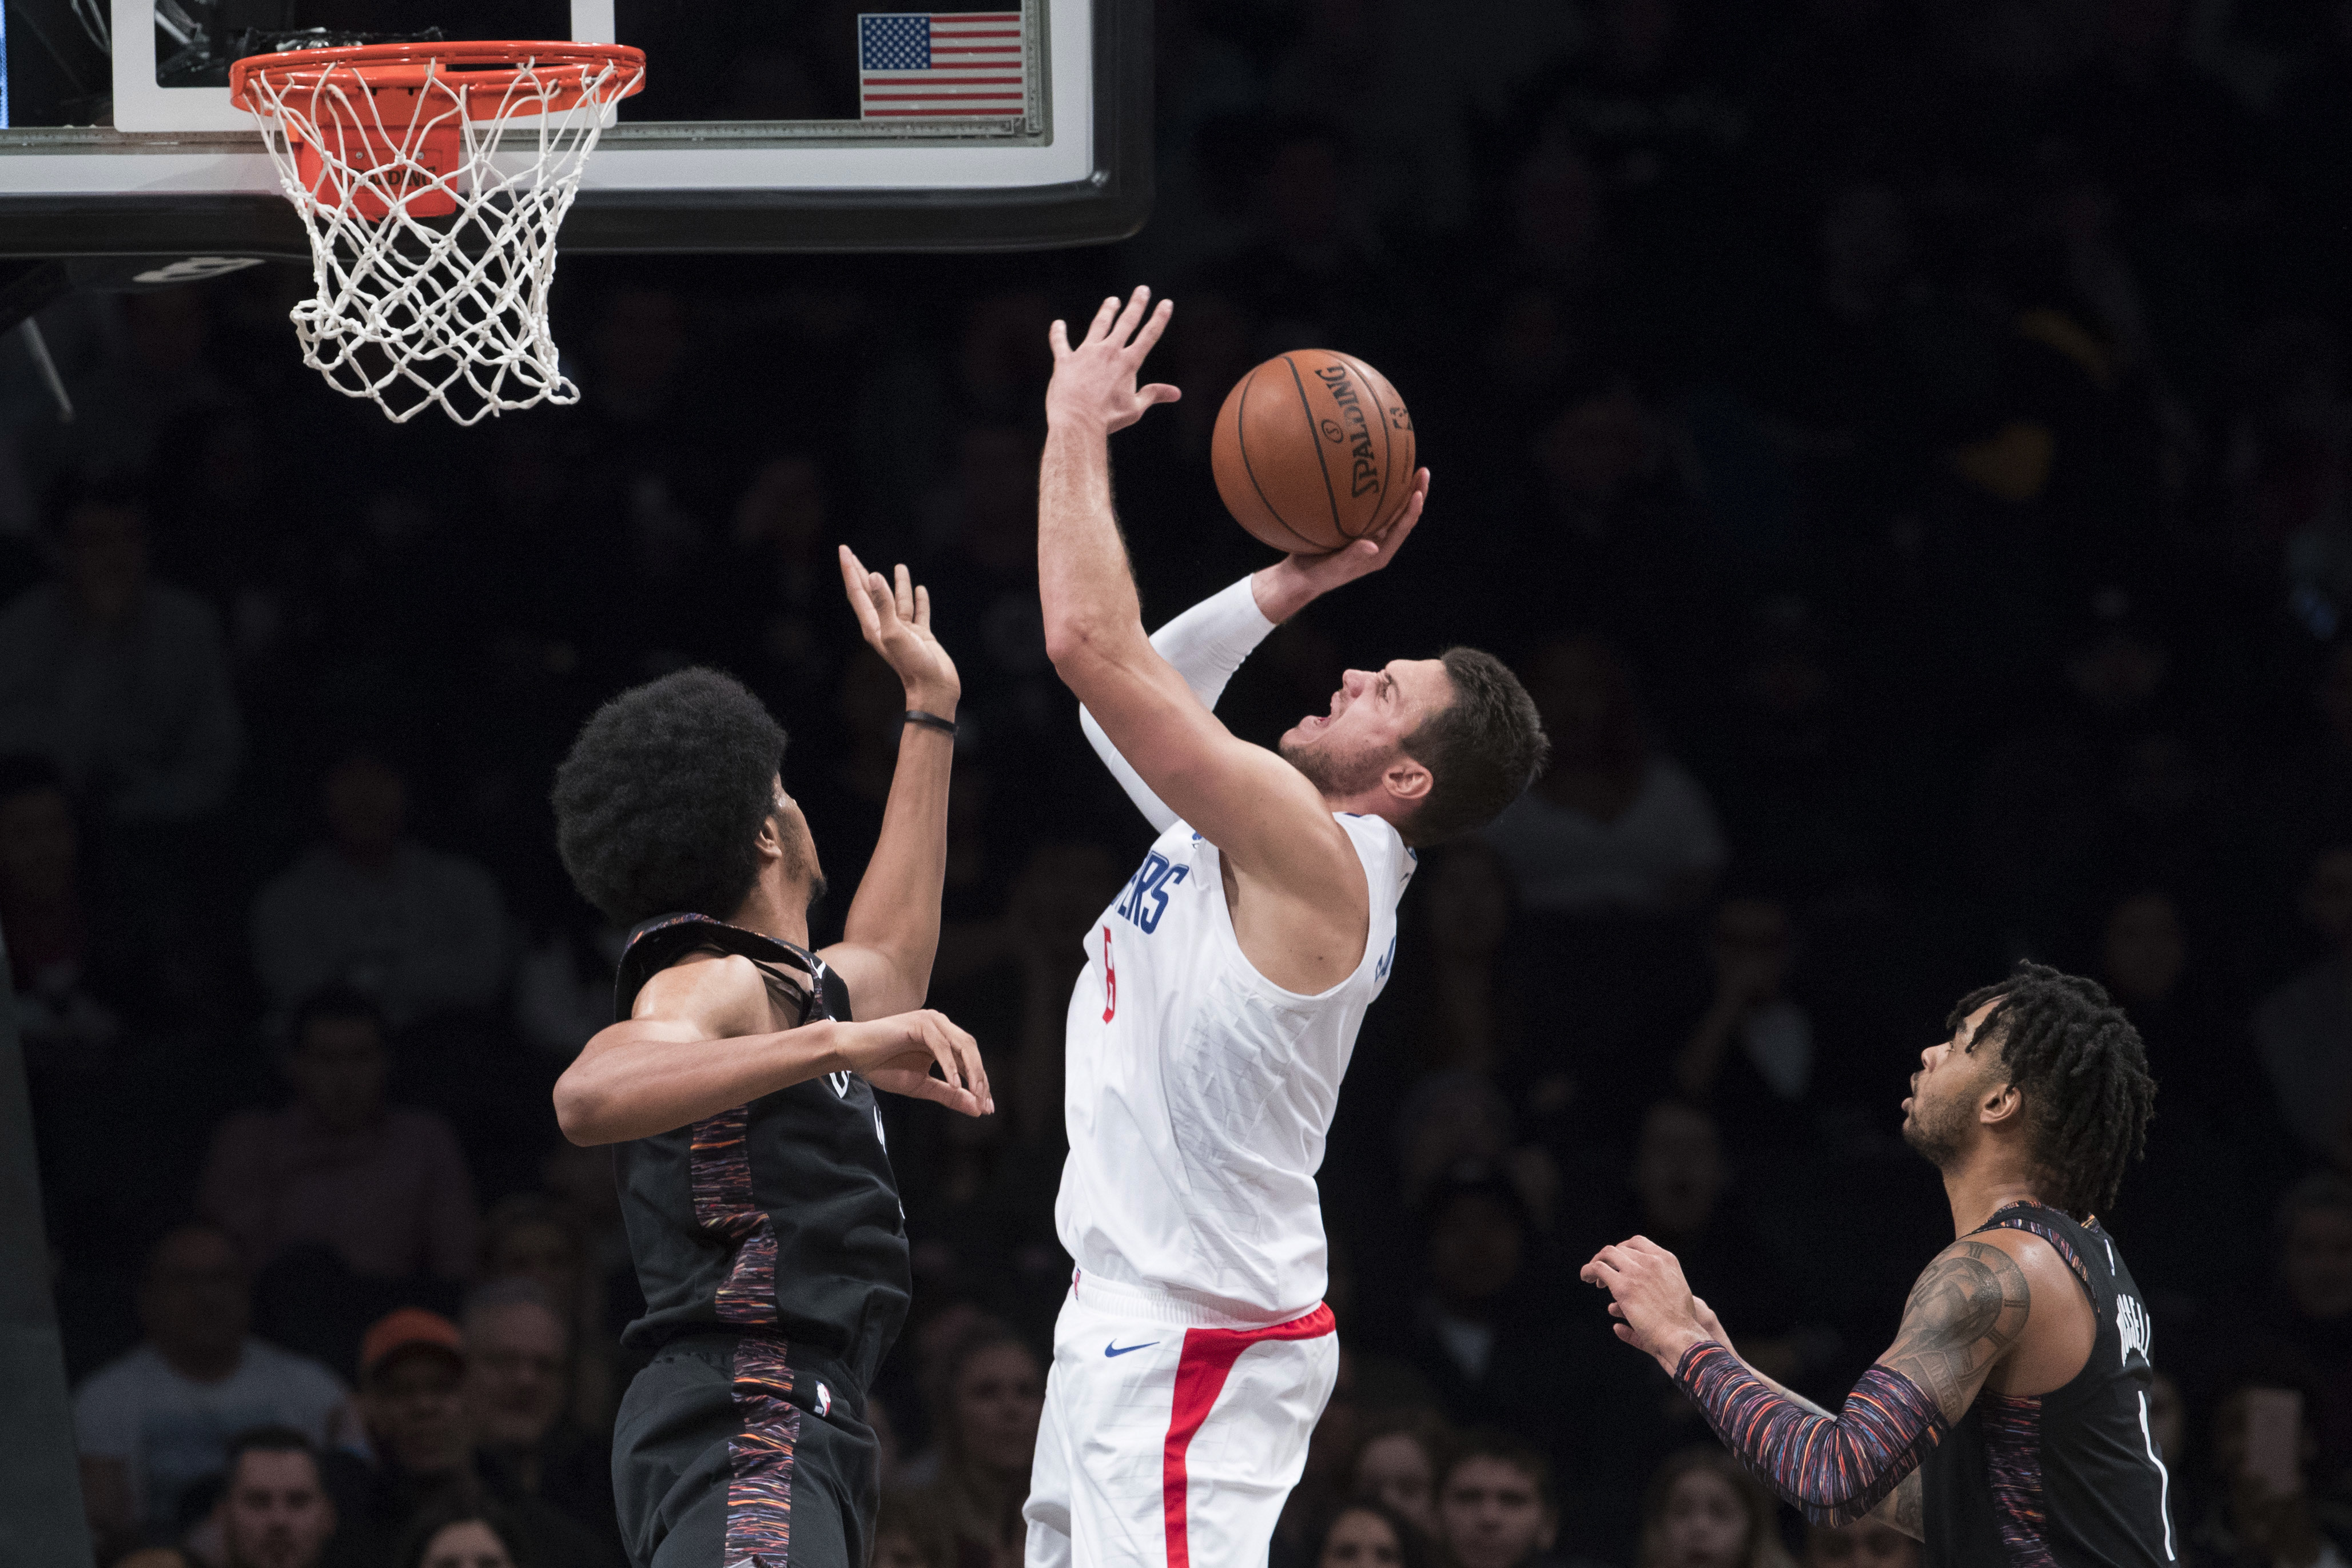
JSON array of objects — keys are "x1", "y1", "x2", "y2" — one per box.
[{"x1": 229, "y1": 41, "x2": 646, "y2": 425}]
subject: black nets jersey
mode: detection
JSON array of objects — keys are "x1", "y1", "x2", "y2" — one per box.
[
  {"x1": 1922, "y1": 1202, "x2": 2174, "y2": 1568},
  {"x1": 609, "y1": 913, "x2": 910, "y2": 1398}
]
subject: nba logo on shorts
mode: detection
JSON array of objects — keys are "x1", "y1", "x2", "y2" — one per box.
[{"x1": 817, "y1": 1382, "x2": 833, "y2": 1418}]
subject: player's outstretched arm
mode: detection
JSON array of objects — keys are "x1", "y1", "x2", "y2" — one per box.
[
  {"x1": 553, "y1": 953, "x2": 989, "y2": 1145},
  {"x1": 1038, "y1": 287, "x2": 1371, "y2": 904},
  {"x1": 821, "y1": 546, "x2": 960, "y2": 1019},
  {"x1": 1583, "y1": 1233, "x2": 2033, "y2": 1527},
  {"x1": 1074, "y1": 513, "x2": 1426, "y2": 831}
]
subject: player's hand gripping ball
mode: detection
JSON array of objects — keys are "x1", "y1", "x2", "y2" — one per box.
[{"x1": 1211, "y1": 350, "x2": 1416, "y2": 554}]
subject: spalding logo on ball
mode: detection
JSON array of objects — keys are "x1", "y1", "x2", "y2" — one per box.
[{"x1": 1211, "y1": 350, "x2": 1416, "y2": 555}]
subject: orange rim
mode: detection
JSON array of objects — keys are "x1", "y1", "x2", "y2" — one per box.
[{"x1": 229, "y1": 40, "x2": 647, "y2": 114}]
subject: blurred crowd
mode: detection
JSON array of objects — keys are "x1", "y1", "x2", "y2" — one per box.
[{"x1": 10, "y1": 0, "x2": 2352, "y2": 1565}]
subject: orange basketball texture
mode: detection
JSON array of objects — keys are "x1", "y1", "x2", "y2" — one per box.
[{"x1": 1210, "y1": 351, "x2": 1416, "y2": 554}]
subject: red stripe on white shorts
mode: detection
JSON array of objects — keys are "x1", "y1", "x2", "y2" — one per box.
[{"x1": 1159, "y1": 1303, "x2": 1336, "y2": 1568}]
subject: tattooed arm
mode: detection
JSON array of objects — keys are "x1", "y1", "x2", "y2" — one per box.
[
  {"x1": 1583, "y1": 1233, "x2": 2033, "y2": 1526},
  {"x1": 1873, "y1": 1474, "x2": 1924, "y2": 1542}
]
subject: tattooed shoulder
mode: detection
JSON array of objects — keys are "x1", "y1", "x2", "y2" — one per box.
[{"x1": 1884, "y1": 1237, "x2": 2032, "y2": 1420}]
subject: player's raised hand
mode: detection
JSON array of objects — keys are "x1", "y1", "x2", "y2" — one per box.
[
  {"x1": 839, "y1": 546, "x2": 960, "y2": 713},
  {"x1": 1046, "y1": 284, "x2": 1181, "y2": 433},
  {"x1": 1251, "y1": 467, "x2": 1430, "y2": 623},
  {"x1": 1581, "y1": 1234, "x2": 1708, "y2": 1370},
  {"x1": 839, "y1": 1009, "x2": 995, "y2": 1117}
]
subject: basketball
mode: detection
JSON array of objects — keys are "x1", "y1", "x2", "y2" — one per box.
[{"x1": 1210, "y1": 350, "x2": 1417, "y2": 554}]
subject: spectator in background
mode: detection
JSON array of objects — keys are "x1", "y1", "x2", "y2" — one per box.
[
  {"x1": 1672, "y1": 896, "x2": 1817, "y2": 1154},
  {"x1": 1693, "y1": 598, "x2": 1881, "y2": 903},
  {"x1": 394, "y1": 1501, "x2": 533, "y2": 1568},
  {"x1": 1801, "y1": 1518, "x2": 1917, "y2": 1568},
  {"x1": 198, "y1": 986, "x2": 478, "y2": 1343},
  {"x1": 1349, "y1": 1410, "x2": 1452, "y2": 1542},
  {"x1": 0, "y1": 483, "x2": 240, "y2": 823},
  {"x1": 476, "y1": 1193, "x2": 623, "y2": 1436},
  {"x1": 74, "y1": 1223, "x2": 351, "y2": 1561},
  {"x1": 2254, "y1": 847, "x2": 2352, "y2": 1161},
  {"x1": 2104, "y1": 886, "x2": 2287, "y2": 1301},
  {"x1": 340, "y1": 1310, "x2": 610, "y2": 1568},
  {"x1": 874, "y1": 1489, "x2": 955, "y2": 1568},
  {"x1": 0, "y1": 752, "x2": 133, "y2": 1065},
  {"x1": 1483, "y1": 636, "x2": 1726, "y2": 918},
  {"x1": 1621, "y1": 1102, "x2": 1806, "y2": 1385},
  {"x1": 1436, "y1": 1431, "x2": 1607, "y2": 1568},
  {"x1": 215, "y1": 1427, "x2": 339, "y2": 1568},
  {"x1": 925, "y1": 1320, "x2": 1044, "y2": 1568},
  {"x1": 2240, "y1": 1176, "x2": 2352, "y2": 1503},
  {"x1": 1635, "y1": 1448, "x2": 1794, "y2": 1568},
  {"x1": 1318, "y1": 1501, "x2": 1424, "y2": 1568},
  {"x1": 249, "y1": 751, "x2": 508, "y2": 1030},
  {"x1": 1398, "y1": 1163, "x2": 1573, "y2": 1471},
  {"x1": 1382, "y1": 842, "x2": 1527, "y2": 1077},
  {"x1": 2188, "y1": 1376, "x2": 2352, "y2": 1568},
  {"x1": 460, "y1": 1279, "x2": 616, "y2": 1557}
]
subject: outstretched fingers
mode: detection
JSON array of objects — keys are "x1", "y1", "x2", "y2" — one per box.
[
  {"x1": 1107, "y1": 285, "x2": 1154, "y2": 348},
  {"x1": 893, "y1": 563, "x2": 916, "y2": 623},
  {"x1": 1128, "y1": 296, "x2": 1175, "y2": 359},
  {"x1": 838, "y1": 546, "x2": 885, "y2": 640},
  {"x1": 1087, "y1": 293, "x2": 1123, "y2": 344}
]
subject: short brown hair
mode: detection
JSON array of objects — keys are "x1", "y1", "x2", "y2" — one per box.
[{"x1": 1400, "y1": 649, "x2": 1548, "y2": 844}]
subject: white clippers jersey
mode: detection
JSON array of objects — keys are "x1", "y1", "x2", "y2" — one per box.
[{"x1": 1054, "y1": 811, "x2": 1414, "y2": 1323}]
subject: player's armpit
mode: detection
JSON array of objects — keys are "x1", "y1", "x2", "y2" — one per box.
[
  {"x1": 819, "y1": 940, "x2": 914, "y2": 1021},
  {"x1": 1871, "y1": 1473, "x2": 1924, "y2": 1542},
  {"x1": 1057, "y1": 634, "x2": 1364, "y2": 900},
  {"x1": 1881, "y1": 1236, "x2": 2033, "y2": 1424}
]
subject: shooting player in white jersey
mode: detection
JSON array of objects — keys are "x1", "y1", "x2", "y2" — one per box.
[{"x1": 1025, "y1": 286, "x2": 1551, "y2": 1568}]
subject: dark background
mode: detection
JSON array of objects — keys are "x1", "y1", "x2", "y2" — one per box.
[{"x1": 9, "y1": 0, "x2": 2352, "y2": 1565}]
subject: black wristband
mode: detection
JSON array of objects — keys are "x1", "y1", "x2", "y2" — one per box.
[{"x1": 903, "y1": 709, "x2": 958, "y2": 738}]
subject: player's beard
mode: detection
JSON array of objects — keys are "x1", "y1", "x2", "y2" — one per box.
[
  {"x1": 780, "y1": 811, "x2": 829, "y2": 914},
  {"x1": 1901, "y1": 1082, "x2": 1974, "y2": 1172},
  {"x1": 1279, "y1": 730, "x2": 1388, "y2": 800}
]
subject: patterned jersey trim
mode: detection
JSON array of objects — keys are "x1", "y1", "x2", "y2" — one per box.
[
  {"x1": 1676, "y1": 1342, "x2": 1948, "y2": 1526},
  {"x1": 1979, "y1": 1390, "x2": 2056, "y2": 1567},
  {"x1": 1971, "y1": 1204, "x2": 2095, "y2": 1308}
]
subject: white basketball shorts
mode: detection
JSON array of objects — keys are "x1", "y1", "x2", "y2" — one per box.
[{"x1": 1022, "y1": 1272, "x2": 1339, "y2": 1568}]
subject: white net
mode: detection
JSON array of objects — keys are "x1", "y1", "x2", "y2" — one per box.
[{"x1": 235, "y1": 47, "x2": 644, "y2": 425}]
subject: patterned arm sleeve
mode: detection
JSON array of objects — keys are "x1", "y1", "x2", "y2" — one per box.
[{"x1": 1676, "y1": 1342, "x2": 1949, "y2": 1526}]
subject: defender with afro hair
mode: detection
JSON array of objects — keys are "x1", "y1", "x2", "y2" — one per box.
[{"x1": 552, "y1": 668, "x2": 790, "y2": 928}]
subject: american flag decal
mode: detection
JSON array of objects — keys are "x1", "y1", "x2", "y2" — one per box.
[{"x1": 858, "y1": 11, "x2": 1028, "y2": 121}]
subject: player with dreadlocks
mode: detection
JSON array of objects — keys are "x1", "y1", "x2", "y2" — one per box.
[{"x1": 1585, "y1": 962, "x2": 2170, "y2": 1567}]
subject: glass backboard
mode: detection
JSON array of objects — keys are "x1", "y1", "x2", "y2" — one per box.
[{"x1": 0, "y1": 0, "x2": 1148, "y2": 256}]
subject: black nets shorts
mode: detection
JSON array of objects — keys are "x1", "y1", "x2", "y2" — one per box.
[{"x1": 613, "y1": 1333, "x2": 878, "y2": 1568}]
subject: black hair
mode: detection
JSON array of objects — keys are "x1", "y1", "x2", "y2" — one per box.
[
  {"x1": 394, "y1": 1498, "x2": 532, "y2": 1568},
  {"x1": 223, "y1": 1424, "x2": 322, "y2": 1482},
  {"x1": 1947, "y1": 961, "x2": 2156, "y2": 1219},
  {"x1": 1318, "y1": 1499, "x2": 1430, "y2": 1568},
  {"x1": 550, "y1": 667, "x2": 789, "y2": 926},
  {"x1": 1400, "y1": 648, "x2": 1549, "y2": 845},
  {"x1": 291, "y1": 982, "x2": 388, "y2": 1049},
  {"x1": 1439, "y1": 1428, "x2": 1555, "y2": 1513}
]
